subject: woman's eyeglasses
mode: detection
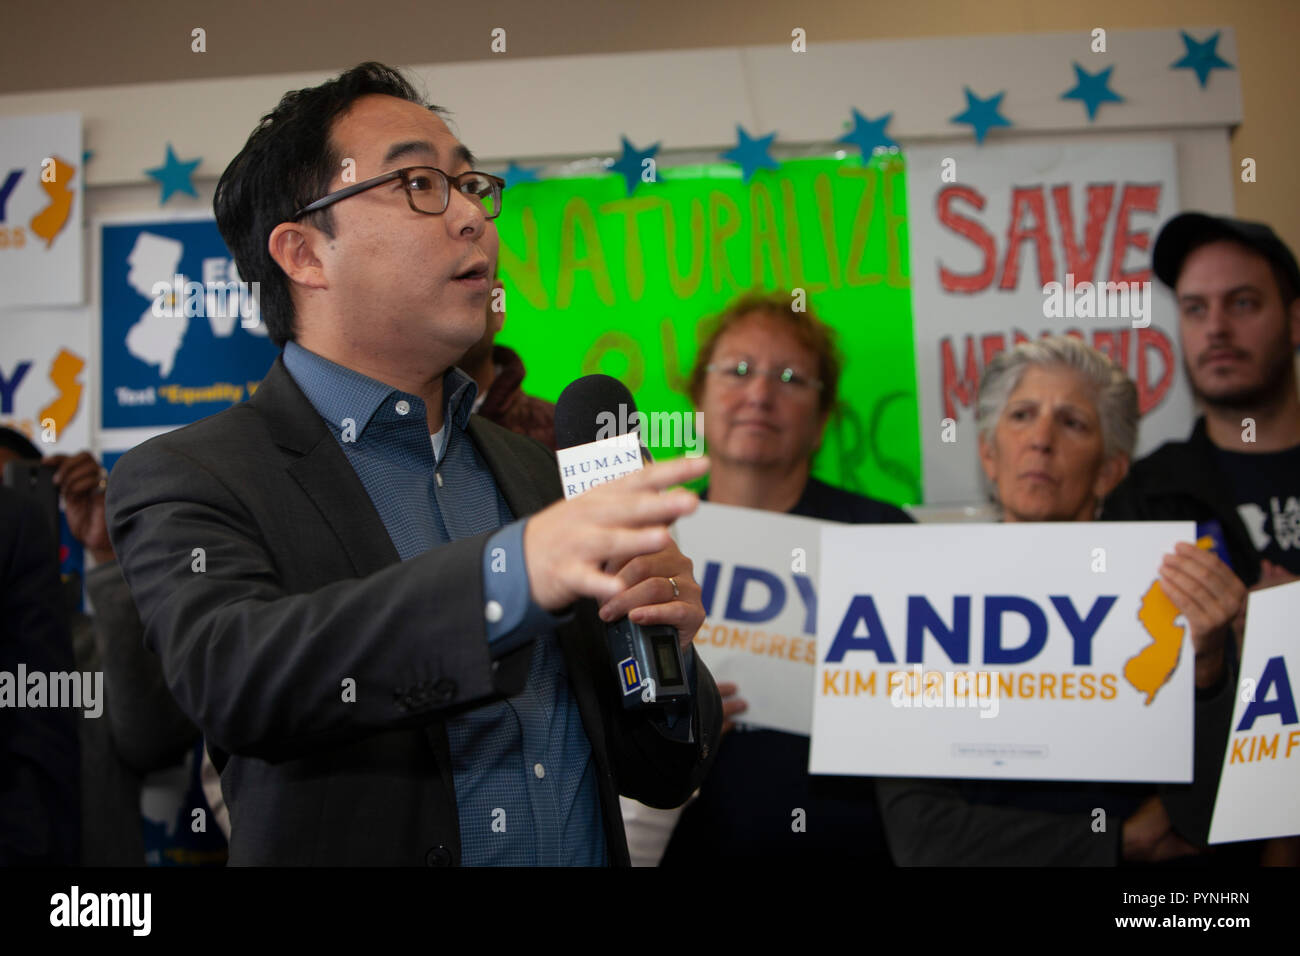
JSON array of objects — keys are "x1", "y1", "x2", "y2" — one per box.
[{"x1": 705, "y1": 360, "x2": 822, "y2": 391}]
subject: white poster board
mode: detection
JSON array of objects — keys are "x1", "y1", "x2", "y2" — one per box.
[
  {"x1": 906, "y1": 141, "x2": 1191, "y2": 504},
  {"x1": 1208, "y1": 579, "x2": 1300, "y2": 844},
  {"x1": 0, "y1": 112, "x2": 83, "y2": 307},
  {"x1": 810, "y1": 522, "x2": 1196, "y2": 781},
  {"x1": 0, "y1": 306, "x2": 93, "y2": 455},
  {"x1": 676, "y1": 502, "x2": 824, "y2": 735}
]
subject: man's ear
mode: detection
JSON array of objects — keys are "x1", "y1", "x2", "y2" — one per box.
[
  {"x1": 1288, "y1": 295, "x2": 1300, "y2": 349},
  {"x1": 268, "y1": 222, "x2": 328, "y2": 292},
  {"x1": 1093, "y1": 452, "x2": 1130, "y2": 501}
]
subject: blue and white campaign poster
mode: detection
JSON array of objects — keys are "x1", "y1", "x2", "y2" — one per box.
[
  {"x1": 0, "y1": 112, "x2": 83, "y2": 307},
  {"x1": 1209, "y1": 579, "x2": 1300, "y2": 844},
  {"x1": 676, "y1": 502, "x2": 825, "y2": 735},
  {"x1": 809, "y1": 522, "x2": 1197, "y2": 782},
  {"x1": 100, "y1": 217, "x2": 277, "y2": 443}
]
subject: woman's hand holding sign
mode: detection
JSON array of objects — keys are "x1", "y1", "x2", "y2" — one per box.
[{"x1": 1158, "y1": 542, "x2": 1246, "y2": 690}]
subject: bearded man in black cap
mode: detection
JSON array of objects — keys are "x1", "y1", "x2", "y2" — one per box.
[
  {"x1": 1105, "y1": 213, "x2": 1300, "y2": 593},
  {"x1": 1104, "y1": 213, "x2": 1300, "y2": 867}
]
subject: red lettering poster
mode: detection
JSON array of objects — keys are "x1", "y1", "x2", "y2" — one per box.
[{"x1": 906, "y1": 142, "x2": 1192, "y2": 504}]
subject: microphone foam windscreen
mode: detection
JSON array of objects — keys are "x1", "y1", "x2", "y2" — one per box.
[{"x1": 554, "y1": 374, "x2": 638, "y2": 450}]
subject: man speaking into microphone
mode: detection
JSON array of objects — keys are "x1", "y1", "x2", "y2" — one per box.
[{"x1": 106, "y1": 62, "x2": 722, "y2": 866}]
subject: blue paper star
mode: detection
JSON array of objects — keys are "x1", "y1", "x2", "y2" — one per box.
[
  {"x1": 609, "y1": 136, "x2": 661, "y2": 195},
  {"x1": 838, "y1": 109, "x2": 898, "y2": 157},
  {"x1": 502, "y1": 162, "x2": 542, "y2": 189},
  {"x1": 719, "y1": 125, "x2": 779, "y2": 183},
  {"x1": 949, "y1": 87, "x2": 1012, "y2": 145},
  {"x1": 145, "y1": 144, "x2": 201, "y2": 204},
  {"x1": 1061, "y1": 63, "x2": 1124, "y2": 121},
  {"x1": 1170, "y1": 30, "x2": 1234, "y2": 88}
]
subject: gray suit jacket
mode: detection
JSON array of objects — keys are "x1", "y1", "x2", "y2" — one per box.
[{"x1": 106, "y1": 356, "x2": 721, "y2": 865}]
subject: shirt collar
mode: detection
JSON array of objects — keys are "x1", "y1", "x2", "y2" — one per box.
[
  {"x1": 443, "y1": 366, "x2": 478, "y2": 430},
  {"x1": 283, "y1": 340, "x2": 478, "y2": 440}
]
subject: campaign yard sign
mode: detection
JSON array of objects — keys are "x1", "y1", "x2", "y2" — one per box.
[
  {"x1": 810, "y1": 522, "x2": 1197, "y2": 781},
  {"x1": 1208, "y1": 579, "x2": 1300, "y2": 844},
  {"x1": 676, "y1": 502, "x2": 825, "y2": 735},
  {"x1": 0, "y1": 306, "x2": 92, "y2": 455},
  {"x1": 0, "y1": 112, "x2": 83, "y2": 307}
]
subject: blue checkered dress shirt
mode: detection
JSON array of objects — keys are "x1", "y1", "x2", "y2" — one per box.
[{"x1": 283, "y1": 341, "x2": 606, "y2": 866}]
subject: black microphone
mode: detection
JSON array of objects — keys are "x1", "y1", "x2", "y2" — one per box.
[
  {"x1": 555, "y1": 374, "x2": 692, "y2": 709},
  {"x1": 555, "y1": 373, "x2": 650, "y2": 461}
]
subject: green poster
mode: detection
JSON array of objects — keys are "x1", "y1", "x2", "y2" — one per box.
[{"x1": 495, "y1": 154, "x2": 920, "y2": 506}]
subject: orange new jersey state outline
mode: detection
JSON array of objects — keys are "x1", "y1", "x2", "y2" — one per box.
[
  {"x1": 1124, "y1": 537, "x2": 1216, "y2": 705},
  {"x1": 29, "y1": 155, "x2": 76, "y2": 248},
  {"x1": 38, "y1": 348, "x2": 84, "y2": 438}
]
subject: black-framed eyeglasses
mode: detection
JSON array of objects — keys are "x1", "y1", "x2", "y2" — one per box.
[
  {"x1": 292, "y1": 166, "x2": 505, "y2": 221},
  {"x1": 706, "y1": 360, "x2": 823, "y2": 391}
]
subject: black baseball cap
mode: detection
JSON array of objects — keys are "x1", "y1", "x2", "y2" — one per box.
[{"x1": 1153, "y1": 212, "x2": 1300, "y2": 300}]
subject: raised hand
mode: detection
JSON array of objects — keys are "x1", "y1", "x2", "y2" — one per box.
[
  {"x1": 523, "y1": 455, "x2": 709, "y2": 612},
  {"x1": 45, "y1": 451, "x2": 113, "y2": 562}
]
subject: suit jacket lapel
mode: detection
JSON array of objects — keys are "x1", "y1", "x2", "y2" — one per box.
[
  {"x1": 252, "y1": 372, "x2": 617, "y2": 838},
  {"x1": 251, "y1": 357, "x2": 400, "y2": 577},
  {"x1": 251, "y1": 358, "x2": 464, "y2": 824},
  {"x1": 466, "y1": 416, "x2": 553, "y2": 518}
]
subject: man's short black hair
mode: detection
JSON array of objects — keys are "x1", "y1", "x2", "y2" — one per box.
[
  {"x1": 214, "y1": 62, "x2": 447, "y2": 347},
  {"x1": 0, "y1": 425, "x2": 41, "y2": 461}
]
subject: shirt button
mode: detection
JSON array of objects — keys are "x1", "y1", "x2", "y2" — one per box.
[
  {"x1": 436, "y1": 472, "x2": 444, "y2": 488},
  {"x1": 395, "y1": 399, "x2": 410, "y2": 415},
  {"x1": 425, "y1": 845, "x2": 453, "y2": 866},
  {"x1": 485, "y1": 600, "x2": 504, "y2": 623},
  {"x1": 533, "y1": 762, "x2": 545, "y2": 779}
]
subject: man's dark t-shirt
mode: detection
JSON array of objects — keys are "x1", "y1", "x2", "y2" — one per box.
[{"x1": 1212, "y1": 443, "x2": 1300, "y2": 575}]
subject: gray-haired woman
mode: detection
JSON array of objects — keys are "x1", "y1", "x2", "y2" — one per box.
[{"x1": 876, "y1": 335, "x2": 1245, "y2": 865}]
